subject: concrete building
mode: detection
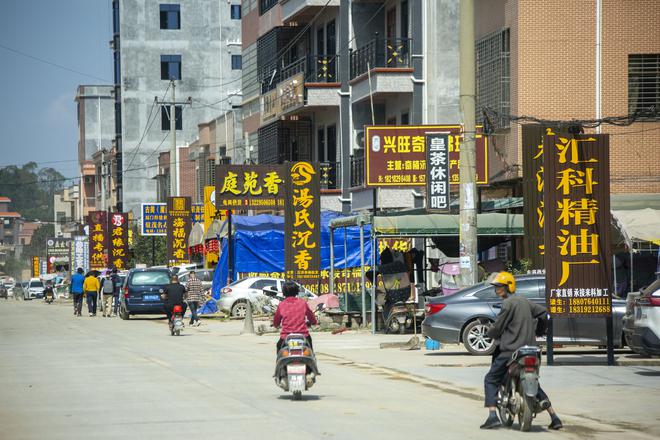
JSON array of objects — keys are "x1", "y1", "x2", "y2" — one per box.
[
  {"x1": 53, "y1": 184, "x2": 81, "y2": 238},
  {"x1": 154, "y1": 148, "x2": 196, "y2": 203},
  {"x1": 475, "y1": 0, "x2": 660, "y2": 194},
  {"x1": 112, "y1": 0, "x2": 243, "y2": 214},
  {"x1": 0, "y1": 197, "x2": 21, "y2": 247},
  {"x1": 240, "y1": 0, "x2": 461, "y2": 213},
  {"x1": 75, "y1": 85, "x2": 116, "y2": 217}
]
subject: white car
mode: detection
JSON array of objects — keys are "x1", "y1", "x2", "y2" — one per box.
[
  {"x1": 218, "y1": 278, "x2": 316, "y2": 318},
  {"x1": 25, "y1": 278, "x2": 45, "y2": 300},
  {"x1": 625, "y1": 275, "x2": 660, "y2": 356}
]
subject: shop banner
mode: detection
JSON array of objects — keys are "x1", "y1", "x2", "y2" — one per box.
[
  {"x1": 88, "y1": 211, "x2": 108, "y2": 270},
  {"x1": 141, "y1": 203, "x2": 167, "y2": 236},
  {"x1": 46, "y1": 237, "x2": 72, "y2": 274},
  {"x1": 543, "y1": 134, "x2": 612, "y2": 317},
  {"x1": 167, "y1": 197, "x2": 191, "y2": 266},
  {"x1": 192, "y1": 204, "x2": 204, "y2": 224},
  {"x1": 109, "y1": 213, "x2": 129, "y2": 271},
  {"x1": 365, "y1": 125, "x2": 488, "y2": 187},
  {"x1": 72, "y1": 236, "x2": 89, "y2": 274},
  {"x1": 32, "y1": 256, "x2": 40, "y2": 278},
  {"x1": 215, "y1": 164, "x2": 286, "y2": 210},
  {"x1": 426, "y1": 133, "x2": 451, "y2": 211},
  {"x1": 285, "y1": 162, "x2": 321, "y2": 291}
]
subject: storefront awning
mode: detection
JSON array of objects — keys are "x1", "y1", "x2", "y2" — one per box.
[
  {"x1": 611, "y1": 209, "x2": 660, "y2": 246},
  {"x1": 373, "y1": 213, "x2": 523, "y2": 236}
]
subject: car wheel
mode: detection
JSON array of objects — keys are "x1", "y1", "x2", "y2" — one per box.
[
  {"x1": 462, "y1": 319, "x2": 495, "y2": 355},
  {"x1": 231, "y1": 300, "x2": 248, "y2": 318},
  {"x1": 119, "y1": 304, "x2": 130, "y2": 320}
]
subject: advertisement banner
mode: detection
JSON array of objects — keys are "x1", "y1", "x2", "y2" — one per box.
[
  {"x1": 167, "y1": 197, "x2": 191, "y2": 266},
  {"x1": 285, "y1": 162, "x2": 321, "y2": 291},
  {"x1": 192, "y1": 204, "x2": 204, "y2": 224},
  {"x1": 72, "y1": 236, "x2": 89, "y2": 274},
  {"x1": 238, "y1": 269, "x2": 373, "y2": 296},
  {"x1": 88, "y1": 211, "x2": 108, "y2": 270},
  {"x1": 543, "y1": 134, "x2": 612, "y2": 317},
  {"x1": 46, "y1": 237, "x2": 72, "y2": 274},
  {"x1": 426, "y1": 133, "x2": 451, "y2": 211},
  {"x1": 109, "y1": 213, "x2": 129, "y2": 271},
  {"x1": 141, "y1": 203, "x2": 167, "y2": 236},
  {"x1": 215, "y1": 164, "x2": 286, "y2": 210},
  {"x1": 365, "y1": 125, "x2": 488, "y2": 187},
  {"x1": 32, "y1": 256, "x2": 40, "y2": 278}
]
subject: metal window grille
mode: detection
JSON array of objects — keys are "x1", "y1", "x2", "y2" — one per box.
[
  {"x1": 629, "y1": 54, "x2": 660, "y2": 118},
  {"x1": 476, "y1": 28, "x2": 510, "y2": 128},
  {"x1": 259, "y1": 0, "x2": 277, "y2": 15},
  {"x1": 257, "y1": 119, "x2": 312, "y2": 164},
  {"x1": 207, "y1": 158, "x2": 216, "y2": 187}
]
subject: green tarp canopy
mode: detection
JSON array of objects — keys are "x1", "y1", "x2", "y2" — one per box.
[{"x1": 372, "y1": 213, "x2": 523, "y2": 236}]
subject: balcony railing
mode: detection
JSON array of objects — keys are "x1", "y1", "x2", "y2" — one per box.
[
  {"x1": 350, "y1": 156, "x2": 365, "y2": 187},
  {"x1": 280, "y1": 55, "x2": 340, "y2": 84},
  {"x1": 350, "y1": 37, "x2": 412, "y2": 80},
  {"x1": 319, "y1": 162, "x2": 339, "y2": 190}
]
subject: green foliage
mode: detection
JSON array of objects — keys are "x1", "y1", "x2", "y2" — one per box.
[
  {"x1": 0, "y1": 163, "x2": 66, "y2": 221},
  {"x1": 24, "y1": 224, "x2": 54, "y2": 260},
  {"x1": 129, "y1": 225, "x2": 167, "y2": 267},
  {"x1": 508, "y1": 258, "x2": 533, "y2": 275},
  {"x1": 2, "y1": 255, "x2": 27, "y2": 278}
]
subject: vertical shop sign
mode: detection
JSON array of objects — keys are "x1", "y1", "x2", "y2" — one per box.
[
  {"x1": 285, "y1": 162, "x2": 321, "y2": 291},
  {"x1": 88, "y1": 211, "x2": 108, "y2": 270},
  {"x1": 167, "y1": 196, "x2": 191, "y2": 266},
  {"x1": 543, "y1": 134, "x2": 612, "y2": 317},
  {"x1": 426, "y1": 133, "x2": 450, "y2": 211},
  {"x1": 72, "y1": 236, "x2": 89, "y2": 273},
  {"x1": 32, "y1": 256, "x2": 40, "y2": 278},
  {"x1": 46, "y1": 237, "x2": 72, "y2": 273},
  {"x1": 109, "y1": 213, "x2": 129, "y2": 270}
]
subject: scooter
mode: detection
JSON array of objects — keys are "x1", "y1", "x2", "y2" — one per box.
[
  {"x1": 169, "y1": 304, "x2": 184, "y2": 336},
  {"x1": 44, "y1": 288, "x2": 55, "y2": 304},
  {"x1": 496, "y1": 345, "x2": 544, "y2": 432},
  {"x1": 274, "y1": 334, "x2": 320, "y2": 400}
]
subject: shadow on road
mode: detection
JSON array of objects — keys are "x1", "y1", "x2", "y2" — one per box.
[{"x1": 277, "y1": 394, "x2": 322, "y2": 401}]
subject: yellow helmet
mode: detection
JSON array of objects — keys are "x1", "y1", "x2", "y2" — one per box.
[{"x1": 489, "y1": 271, "x2": 516, "y2": 294}]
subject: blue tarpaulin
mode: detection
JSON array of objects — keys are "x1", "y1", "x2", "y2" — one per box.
[{"x1": 211, "y1": 211, "x2": 372, "y2": 299}]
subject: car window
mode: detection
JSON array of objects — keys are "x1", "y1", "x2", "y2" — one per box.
[
  {"x1": 130, "y1": 272, "x2": 170, "y2": 286},
  {"x1": 474, "y1": 285, "x2": 497, "y2": 299},
  {"x1": 202, "y1": 270, "x2": 214, "y2": 282},
  {"x1": 178, "y1": 274, "x2": 189, "y2": 282},
  {"x1": 30, "y1": 281, "x2": 44, "y2": 288},
  {"x1": 249, "y1": 279, "x2": 277, "y2": 289},
  {"x1": 516, "y1": 280, "x2": 542, "y2": 299}
]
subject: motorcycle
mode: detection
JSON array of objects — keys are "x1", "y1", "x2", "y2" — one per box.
[
  {"x1": 44, "y1": 288, "x2": 55, "y2": 304},
  {"x1": 496, "y1": 345, "x2": 543, "y2": 432},
  {"x1": 169, "y1": 304, "x2": 184, "y2": 336},
  {"x1": 274, "y1": 333, "x2": 320, "y2": 400}
]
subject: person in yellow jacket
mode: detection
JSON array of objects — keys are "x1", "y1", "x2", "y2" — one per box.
[{"x1": 83, "y1": 272, "x2": 101, "y2": 317}]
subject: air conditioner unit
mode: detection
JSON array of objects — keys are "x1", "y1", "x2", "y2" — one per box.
[
  {"x1": 353, "y1": 129, "x2": 365, "y2": 150},
  {"x1": 84, "y1": 176, "x2": 93, "y2": 184}
]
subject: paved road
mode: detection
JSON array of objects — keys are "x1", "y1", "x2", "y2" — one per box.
[{"x1": 0, "y1": 300, "x2": 655, "y2": 439}]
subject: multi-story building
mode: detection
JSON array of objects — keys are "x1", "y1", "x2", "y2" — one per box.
[
  {"x1": 111, "y1": 0, "x2": 243, "y2": 214},
  {"x1": 0, "y1": 197, "x2": 21, "y2": 247},
  {"x1": 241, "y1": 0, "x2": 461, "y2": 213},
  {"x1": 53, "y1": 184, "x2": 81, "y2": 238},
  {"x1": 154, "y1": 148, "x2": 196, "y2": 203},
  {"x1": 475, "y1": 0, "x2": 660, "y2": 194},
  {"x1": 75, "y1": 85, "x2": 115, "y2": 217}
]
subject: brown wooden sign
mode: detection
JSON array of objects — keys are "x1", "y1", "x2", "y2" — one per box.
[
  {"x1": 109, "y1": 212, "x2": 129, "y2": 271},
  {"x1": 88, "y1": 211, "x2": 108, "y2": 270},
  {"x1": 167, "y1": 197, "x2": 191, "y2": 266},
  {"x1": 285, "y1": 162, "x2": 321, "y2": 290},
  {"x1": 215, "y1": 165, "x2": 285, "y2": 210},
  {"x1": 543, "y1": 134, "x2": 612, "y2": 317},
  {"x1": 522, "y1": 125, "x2": 548, "y2": 271},
  {"x1": 365, "y1": 125, "x2": 488, "y2": 187}
]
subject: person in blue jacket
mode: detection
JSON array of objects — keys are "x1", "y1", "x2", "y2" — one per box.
[{"x1": 69, "y1": 268, "x2": 86, "y2": 317}]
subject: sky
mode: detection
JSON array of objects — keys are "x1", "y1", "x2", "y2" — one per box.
[{"x1": 0, "y1": 0, "x2": 113, "y2": 180}]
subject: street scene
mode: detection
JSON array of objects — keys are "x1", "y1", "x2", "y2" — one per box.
[{"x1": 1, "y1": 0, "x2": 660, "y2": 439}]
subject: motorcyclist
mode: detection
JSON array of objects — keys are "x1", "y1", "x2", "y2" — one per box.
[
  {"x1": 43, "y1": 281, "x2": 54, "y2": 302},
  {"x1": 161, "y1": 275, "x2": 187, "y2": 323},
  {"x1": 480, "y1": 271, "x2": 563, "y2": 430},
  {"x1": 273, "y1": 281, "x2": 317, "y2": 353}
]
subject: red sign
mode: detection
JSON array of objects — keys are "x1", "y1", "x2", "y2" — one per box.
[
  {"x1": 109, "y1": 213, "x2": 129, "y2": 271},
  {"x1": 365, "y1": 125, "x2": 488, "y2": 187}
]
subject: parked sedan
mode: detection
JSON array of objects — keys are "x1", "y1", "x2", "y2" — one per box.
[
  {"x1": 422, "y1": 275, "x2": 626, "y2": 355},
  {"x1": 623, "y1": 276, "x2": 660, "y2": 356},
  {"x1": 218, "y1": 278, "x2": 315, "y2": 318}
]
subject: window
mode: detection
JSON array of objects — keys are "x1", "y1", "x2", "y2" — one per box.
[
  {"x1": 401, "y1": 112, "x2": 410, "y2": 125},
  {"x1": 161, "y1": 106, "x2": 182, "y2": 130},
  {"x1": 259, "y1": 0, "x2": 277, "y2": 15},
  {"x1": 161, "y1": 55, "x2": 181, "y2": 80},
  {"x1": 160, "y1": 4, "x2": 180, "y2": 30},
  {"x1": 629, "y1": 54, "x2": 660, "y2": 118},
  {"x1": 515, "y1": 280, "x2": 542, "y2": 299},
  {"x1": 249, "y1": 279, "x2": 277, "y2": 290},
  {"x1": 476, "y1": 28, "x2": 510, "y2": 128},
  {"x1": 231, "y1": 55, "x2": 242, "y2": 70},
  {"x1": 130, "y1": 271, "x2": 171, "y2": 286},
  {"x1": 231, "y1": 4, "x2": 241, "y2": 19}
]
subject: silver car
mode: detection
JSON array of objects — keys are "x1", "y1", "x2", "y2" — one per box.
[
  {"x1": 422, "y1": 275, "x2": 625, "y2": 355},
  {"x1": 178, "y1": 269, "x2": 214, "y2": 291}
]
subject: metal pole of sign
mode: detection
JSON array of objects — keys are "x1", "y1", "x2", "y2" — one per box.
[
  {"x1": 152, "y1": 236, "x2": 156, "y2": 267},
  {"x1": 606, "y1": 315, "x2": 615, "y2": 366},
  {"x1": 227, "y1": 211, "x2": 233, "y2": 285},
  {"x1": 546, "y1": 316, "x2": 554, "y2": 366},
  {"x1": 359, "y1": 221, "x2": 366, "y2": 327},
  {"x1": 329, "y1": 227, "x2": 335, "y2": 295},
  {"x1": 371, "y1": 188, "x2": 378, "y2": 334},
  {"x1": 344, "y1": 227, "x2": 348, "y2": 319},
  {"x1": 613, "y1": 255, "x2": 617, "y2": 296},
  {"x1": 630, "y1": 248, "x2": 634, "y2": 293}
]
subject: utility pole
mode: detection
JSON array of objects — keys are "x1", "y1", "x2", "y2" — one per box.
[
  {"x1": 155, "y1": 80, "x2": 191, "y2": 197},
  {"x1": 459, "y1": 0, "x2": 479, "y2": 286},
  {"x1": 100, "y1": 148, "x2": 106, "y2": 213}
]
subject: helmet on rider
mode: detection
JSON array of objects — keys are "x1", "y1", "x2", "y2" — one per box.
[
  {"x1": 489, "y1": 271, "x2": 516, "y2": 295},
  {"x1": 282, "y1": 281, "x2": 300, "y2": 298}
]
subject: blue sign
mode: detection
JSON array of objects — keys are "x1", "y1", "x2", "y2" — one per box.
[
  {"x1": 141, "y1": 203, "x2": 167, "y2": 236},
  {"x1": 192, "y1": 204, "x2": 204, "y2": 224}
]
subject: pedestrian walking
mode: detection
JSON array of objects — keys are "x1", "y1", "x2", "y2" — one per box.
[
  {"x1": 83, "y1": 272, "x2": 100, "y2": 317},
  {"x1": 70, "y1": 268, "x2": 85, "y2": 317},
  {"x1": 111, "y1": 269, "x2": 121, "y2": 317},
  {"x1": 100, "y1": 272, "x2": 116, "y2": 317},
  {"x1": 185, "y1": 271, "x2": 205, "y2": 326}
]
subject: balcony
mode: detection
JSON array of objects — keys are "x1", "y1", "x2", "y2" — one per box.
[
  {"x1": 281, "y1": 0, "x2": 340, "y2": 23},
  {"x1": 350, "y1": 156, "x2": 365, "y2": 188},
  {"x1": 350, "y1": 37, "x2": 412, "y2": 79},
  {"x1": 281, "y1": 55, "x2": 339, "y2": 84},
  {"x1": 319, "y1": 162, "x2": 339, "y2": 190}
]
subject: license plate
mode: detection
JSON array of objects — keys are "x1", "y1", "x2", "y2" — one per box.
[
  {"x1": 288, "y1": 374, "x2": 305, "y2": 391},
  {"x1": 143, "y1": 295, "x2": 160, "y2": 301},
  {"x1": 287, "y1": 364, "x2": 306, "y2": 375}
]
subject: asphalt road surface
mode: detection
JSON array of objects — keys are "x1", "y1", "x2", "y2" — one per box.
[{"x1": 0, "y1": 300, "x2": 654, "y2": 439}]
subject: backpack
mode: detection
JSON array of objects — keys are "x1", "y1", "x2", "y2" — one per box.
[{"x1": 102, "y1": 278, "x2": 114, "y2": 294}]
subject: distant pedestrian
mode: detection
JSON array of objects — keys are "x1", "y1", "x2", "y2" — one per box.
[
  {"x1": 185, "y1": 271, "x2": 204, "y2": 326},
  {"x1": 111, "y1": 269, "x2": 121, "y2": 317},
  {"x1": 70, "y1": 268, "x2": 85, "y2": 317},
  {"x1": 83, "y1": 272, "x2": 100, "y2": 317},
  {"x1": 100, "y1": 272, "x2": 116, "y2": 317}
]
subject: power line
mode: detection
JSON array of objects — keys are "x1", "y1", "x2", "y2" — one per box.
[{"x1": 0, "y1": 42, "x2": 111, "y2": 83}]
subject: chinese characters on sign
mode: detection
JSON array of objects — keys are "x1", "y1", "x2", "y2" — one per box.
[
  {"x1": 32, "y1": 256, "x2": 40, "y2": 278},
  {"x1": 46, "y1": 237, "x2": 72, "y2": 273},
  {"x1": 192, "y1": 204, "x2": 204, "y2": 224},
  {"x1": 215, "y1": 165, "x2": 285, "y2": 210},
  {"x1": 167, "y1": 197, "x2": 191, "y2": 266},
  {"x1": 88, "y1": 211, "x2": 108, "y2": 270},
  {"x1": 285, "y1": 162, "x2": 321, "y2": 291},
  {"x1": 426, "y1": 133, "x2": 450, "y2": 211},
  {"x1": 141, "y1": 203, "x2": 167, "y2": 236},
  {"x1": 109, "y1": 213, "x2": 129, "y2": 270},
  {"x1": 365, "y1": 125, "x2": 488, "y2": 187},
  {"x1": 543, "y1": 134, "x2": 612, "y2": 317},
  {"x1": 72, "y1": 236, "x2": 89, "y2": 274}
]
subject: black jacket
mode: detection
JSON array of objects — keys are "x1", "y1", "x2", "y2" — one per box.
[
  {"x1": 162, "y1": 283, "x2": 186, "y2": 305},
  {"x1": 487, "y1": 295, "x2": 547, "y2": 355}
]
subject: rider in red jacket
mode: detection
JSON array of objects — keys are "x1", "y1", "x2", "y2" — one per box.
[{"x1": 273, "y1": 281, "x2": 317, "y2": 352}]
